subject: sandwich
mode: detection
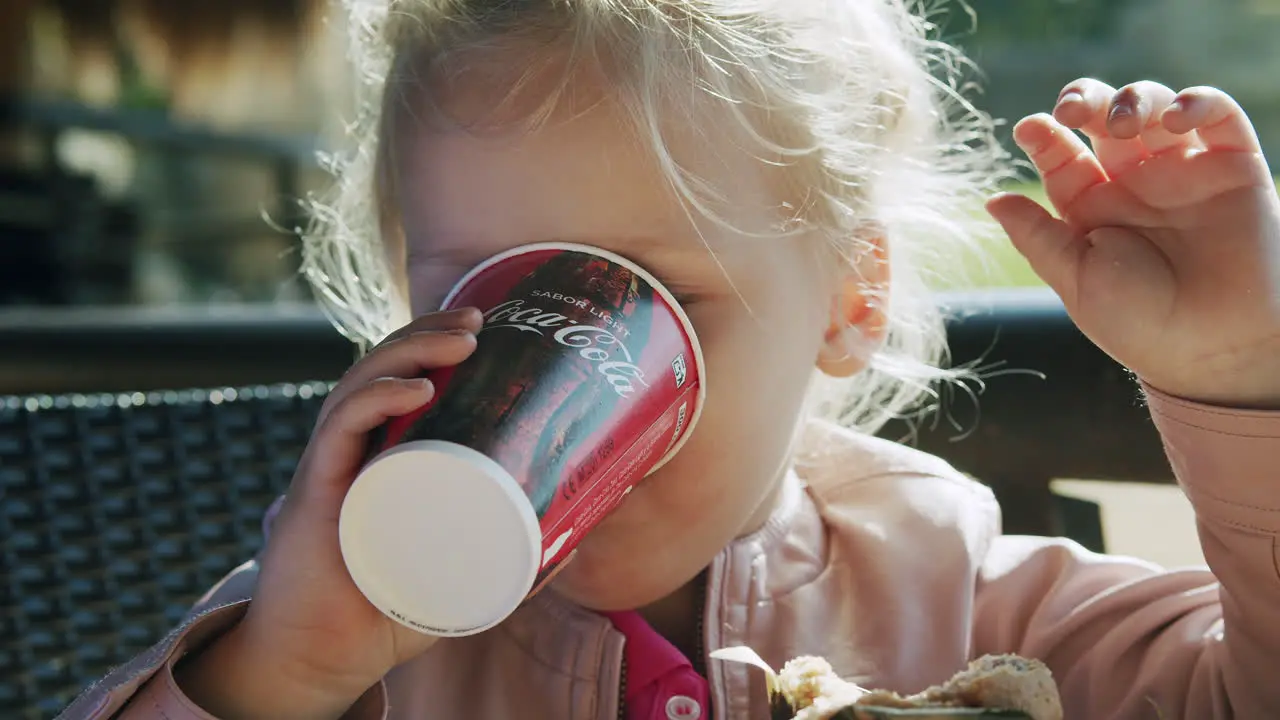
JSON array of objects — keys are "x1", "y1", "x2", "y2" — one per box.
[{"x1": 711, "y1": 647, "x2": 1063, "y2": 720}]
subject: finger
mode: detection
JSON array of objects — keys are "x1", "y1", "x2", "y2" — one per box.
[
  {"x1": 1053, "y1": 78, "x2": 1146, "y2": 174},
  {"x1": 295, "y1": 377, "x2": 436, "y2": 508},
  {"x1": 318, "y1": 329, "x2": 477, "y2": 427},
  {"x1": 986, "y1": 192, "x2": 1085, "y2": 308},
  {"x1": 375, "y1": 307, "x2": 484, "y2": 347},
  {"x1": 1104, "y1": 82, "x2": 1177, "y2": 141},
  {"x1": 1011, "y1": 114, "x2": 1107, "y2": 220},
  {"x1": 1053, "y1": 78, "x2": 1116, "y2": 134},
  {"x1": 1163, "y1": 86, "x2": 1264, "y2": 153},
  {"x1": 1109, "y1": 81, "x2": 1197, "y2": 156}
]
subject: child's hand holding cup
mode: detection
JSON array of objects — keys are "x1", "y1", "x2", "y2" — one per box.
[
  {"x1": 174, "y1": 243, "x2": 704, "y2": 718},
  {"x1": 173, "y1": 309, "x2": 485, "y2": 720}
]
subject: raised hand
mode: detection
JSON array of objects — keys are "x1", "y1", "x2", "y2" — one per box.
[{"x1": 987, "y1": 80, "x2": 1280, "y2": 408}]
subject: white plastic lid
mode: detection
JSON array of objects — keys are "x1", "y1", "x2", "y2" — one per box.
[{"x1": 338, "y1": 440, "x2": 542, "y2": 637}]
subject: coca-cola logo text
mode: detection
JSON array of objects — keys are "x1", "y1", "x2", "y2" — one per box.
[{"x1": 482, "y1": 299, "x2": 649, "y2": 398}]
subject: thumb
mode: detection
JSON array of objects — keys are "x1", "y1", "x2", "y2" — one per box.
[{"x1": 986, "y1": 192, "x2": 1084, "y2": 307}]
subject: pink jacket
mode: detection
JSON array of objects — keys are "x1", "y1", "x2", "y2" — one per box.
[{"x1": 56, "y1": 387, "x2": 1280, "y2": 719}]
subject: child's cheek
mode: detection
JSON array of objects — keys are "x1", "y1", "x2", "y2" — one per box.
[{"x1": 405, "y1": 263, "x2": 466, "y2": 315}]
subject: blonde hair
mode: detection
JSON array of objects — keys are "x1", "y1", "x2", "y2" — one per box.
[{"x1": 302, "y1": 0, "x2": 1010, "y2": 434}]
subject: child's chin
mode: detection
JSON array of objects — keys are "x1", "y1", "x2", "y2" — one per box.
[{"x1": 549, "y1": 553, "x2": 676, "y2": 612}]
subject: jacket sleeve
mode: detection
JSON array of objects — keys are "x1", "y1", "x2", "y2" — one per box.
[
  {"x1": 971, "y1": 386, "x2": 1280, "y2": 719},
  {"x1": 54, "y1": 496, "x2": 388, "y2": 720}
]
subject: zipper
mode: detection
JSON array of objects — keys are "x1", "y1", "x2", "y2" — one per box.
[
  {"x1": 617, "y1": 656, "x2": 628, "y2": 720},
  {"x1": 693, "y1": 570, "x2": 708, "y2": 678},
  {"x1": 615, "y1": 571, "x2": 711, "y2": 720},
  {"x1": 703, "y1": 562, "x2": 724, "y2": 720}
]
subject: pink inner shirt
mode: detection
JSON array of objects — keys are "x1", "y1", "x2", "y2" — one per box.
[{"x1": 600, "y1": 610, "x2": 711, "y2": 720}]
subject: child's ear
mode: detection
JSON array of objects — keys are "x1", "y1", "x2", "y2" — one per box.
[{"x1": 816, "y1": 236, "x2": 889, "y2": 379}]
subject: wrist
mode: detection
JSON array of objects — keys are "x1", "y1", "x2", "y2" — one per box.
[{"x1": 174, "y1": 623, "x2": 377, "y2": 720}]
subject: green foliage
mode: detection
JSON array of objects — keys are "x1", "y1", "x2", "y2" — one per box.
[{"x1": 930, "y1": 0, "x2": 1137, "y2": 47}]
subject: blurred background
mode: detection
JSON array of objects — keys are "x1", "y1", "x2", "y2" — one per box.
[
  {"x1": 3, "y1": 0, "x2": 1278, "y2": 306},
  {"x1": 3, "y1": 0, "x2": 1279, "y2": 307},
  {"x1": 0, "y1": 0, "x2": 342, "y2": 308},
  {"x1": 4, "y1": 0, "x2": 1278, "y2": 564}
]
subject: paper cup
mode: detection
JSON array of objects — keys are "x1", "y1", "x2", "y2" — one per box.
[{"x1": 339, "y1": 242, "x2": 706, "y2": 636}]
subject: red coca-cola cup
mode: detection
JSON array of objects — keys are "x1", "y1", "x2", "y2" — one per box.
[{"x1": 338, "y1": 242, "x2": 705, "y2": 636}]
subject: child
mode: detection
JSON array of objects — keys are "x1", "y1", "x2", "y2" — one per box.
[{"x1": 60, "y1": 1, "x2": 1280, "y2": 718}]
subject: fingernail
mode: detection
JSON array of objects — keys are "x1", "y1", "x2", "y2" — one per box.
[
  {"x1": 402, "y1": 377, "x2": 433, "y2": 391},
  {"x1": 1109, "y1": 102, "x2": 1132, "y2": 120},
  {"x1": 1057, "y1": 91, "x2": 1084, "y2": 106}
]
